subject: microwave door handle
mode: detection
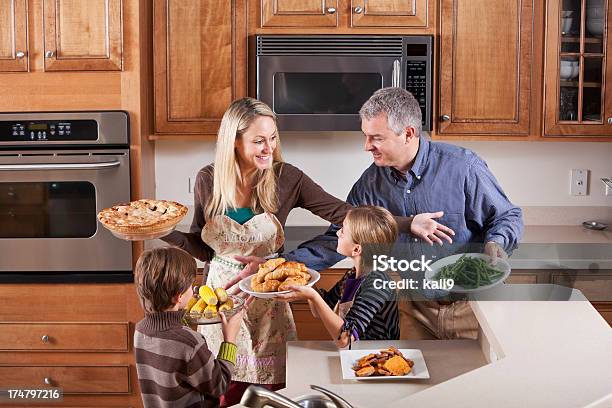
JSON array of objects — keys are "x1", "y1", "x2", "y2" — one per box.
[
  {"x1": 0, "y1": 160, "x2": 121, "y2": 171},
  {"x1": 392, "y1": 60, "x2": 401, "y2": 87}
]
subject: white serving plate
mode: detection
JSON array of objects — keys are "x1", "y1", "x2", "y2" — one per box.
[
  {"x1": 238, "y1": 269, "x2": 320, "y2": 299},
  {"x1": 424, "y1": 252, "x2": 511, "y2": 293},
  {"x1": 340, "y1": 349, "x2": 430, "y2": 380}
]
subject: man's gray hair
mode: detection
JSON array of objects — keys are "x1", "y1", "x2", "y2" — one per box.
[{"x1": 359, "y1": 87, "x2": 422, "y2": 136}]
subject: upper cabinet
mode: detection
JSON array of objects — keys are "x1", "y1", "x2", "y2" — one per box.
[
  {"x1": 544, "y1": 0, "x2": 612, "y2": 137},
  {"x1": 438, "y1": 0, "x2": 533, "y2": 135},
  {"x1": 43, "y1": 0, "x2": 123, "y2": 71},
  {"x1": 350, "y1": 0, "x2": 427, "y2": 27},
  {"x1": 0, "y1": 0, "x2": 28, "y2": 72},
  {"x1": 260, "y1": 0, "x2": 427, "y2": 28},
  {"x1": 153, "y1": 0, "x2": 248, "y2": 135},
  {"x1": 262, "y1": 0, "x2": 339, "y2": 27}
]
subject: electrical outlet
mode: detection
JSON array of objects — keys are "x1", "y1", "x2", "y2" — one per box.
[
  {"x1": 603, "y1": 177, "x2": 612, "y2": 196},
  {"x1": 188, "y1": 177, "x2": 194, "y2": 194},
  {"x1": 570, "y1": 169, "x2": 589, "y2": 196}
]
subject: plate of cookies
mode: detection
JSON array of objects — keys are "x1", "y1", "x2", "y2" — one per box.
[
  {"x1": 340, "y1": 347, "x2": 430, "y2": 380},
  {"x1": 238, "y1": 258, "x2": 320, "y2": 299}
]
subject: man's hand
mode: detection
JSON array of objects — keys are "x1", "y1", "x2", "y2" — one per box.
[
  {"x1": 411, "y1": 212, "x2": 455, "y2": 245},
  {"x1": 484, "y1": 241, "x2": 507, "y2": 265},
  {"x1": 223, "y1": 255, "x2": 266, "y2": 294}
]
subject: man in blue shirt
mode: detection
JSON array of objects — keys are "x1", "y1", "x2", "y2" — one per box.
[{"x1": 233, "y1": 87, "x2": 523, "y2": 339}]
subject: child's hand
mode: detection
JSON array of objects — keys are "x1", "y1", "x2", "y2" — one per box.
[
  {"x1": 220, "y1": 308, "x2": 244, "y2": 344},
  {"x1": 276, "y1": 285, "x2": 317, "y2": 302}
]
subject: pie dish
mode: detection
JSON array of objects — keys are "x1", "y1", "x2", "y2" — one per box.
[{"x1": 97, "y1": 199, "x2": 188, "y2": 241}]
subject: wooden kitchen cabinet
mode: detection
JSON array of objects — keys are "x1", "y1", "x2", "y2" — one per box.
[
  {"x1": 42, "y1": 0, "x2": 123, "y2": 71},
  {"x1": 0, "y1": 0, "x2": 28, "y2": 72},
  {"x1": 261, "y1": 0, "x2": 339, "y2": 27},
  {"x1": 153, "y1": 0, "x2": 248, "y2": 135},
  {"x1": 543, "y1": 0, "x2": 612, "y2": 137},
  {"x1": 260, "y1": 0, "x2": 427, "y2": 28},
  {"x1": 438, "y1": 0, "x2": 533, "y2": 135}
]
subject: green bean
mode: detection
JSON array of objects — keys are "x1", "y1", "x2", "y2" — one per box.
[{"x1": 433, "y1": 255, "x2": 504, "y2": 288}]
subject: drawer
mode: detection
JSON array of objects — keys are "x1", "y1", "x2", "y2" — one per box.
[
  {"x1": 0, "y1": 323, "x2": 129, "y2": 352},
  {"x1": 552, "y1": 272, "x2": 612, "y2": 301},
  {"x1": 0, "y1": 365, "x2": 130, "y2": 394},
  {"x1": 505, "y1": 273, "x2": 538, "y2": 284}
]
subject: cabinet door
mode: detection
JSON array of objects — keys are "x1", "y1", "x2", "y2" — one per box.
[
  {"x1": 261, "y1": 0, "x2": 338, "y2": 27},
  {"x1": 543, "y1": 0, "x2": 612, "y2": 137},
  {"x1": 154, "y1": 0, "x2": 247, "y2": 135},
  {"x1": 0, "y1": 0, "x2": 28, "y2": 72},
  {"x1": 350, "y1": 0, "x2": 427, "y2": 28},
  {"x1": 438, "y1": 0, "x2": 533, "y2": 135},
  {"x1": 42, "y1": 0, "x2": 122, "y2": 71}
]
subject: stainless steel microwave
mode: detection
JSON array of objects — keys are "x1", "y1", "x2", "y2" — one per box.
[{"x1": 256, "y1": 35, "x2": 432, "y2": 132}]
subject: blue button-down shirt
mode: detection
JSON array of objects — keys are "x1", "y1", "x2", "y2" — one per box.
[{"x1": 285, "y1": 136, "x2": 524, "y2": 271}]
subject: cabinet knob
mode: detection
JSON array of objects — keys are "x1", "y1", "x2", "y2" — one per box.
[
  {"x1": 45, "y1": 51, "x2": 54, "y2": 58},
  {"x1": 354, "y1": 6, "x2": 363, "y2": 14},
  {"x1": 16, "y1": 51, "x2": 25, "y2": 59},
  {"x1": 327, "y1": 7, "x2": 336, "y2": 14},
  {"x1": 44, "y1": 377, "x2": 53, "y2": 386},
  {"x1": 41, "y1": 335, "x2": 50, "y2": 343},
  {"x1": 607, "y1": 117, "x2": 612, "y2": 125},
  {"x1": 441, "y1": 114, "x2": 451, "y2": 122}
]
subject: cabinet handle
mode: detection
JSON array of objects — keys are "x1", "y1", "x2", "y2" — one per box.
[
  {"x1": 44, "y1": 377, "x2": 53, "y2": 386},
  {"x1": 327, "y1": 7, "x2": 336, "y2": 14},
  {"x1": 45, "y1": 51, "x2": 54, "y2": 58},
  {"x1": 441, "y1": 114, "x2": 451, "y2": 121},
  {"x1": 354, "y1": 6, "x2": 363, "y2": 14},
  {"x1": 16, "y1": 51, "x2": 25, "y2": 59},
  {"x1": 607, "y1": 117, "x2": 612, "y2": 125},
  {"x1": 41, "y1": 335, "x2": 50, "y2": 343}
]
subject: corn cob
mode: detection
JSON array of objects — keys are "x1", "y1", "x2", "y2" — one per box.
[
  {"x1": 218, "y1": 297, "x2": 234, "y2": 312},
  {"x1": 214, "y1": 287, "x2": 228, "y2": 303},
  {"x1": 190, "y1": 298, "x2": 207, "y2": 313},
  {"x1": 198, "y1": 285, "x2": 218, "y2": 305},
  {"x1": 185, "y1": 296, "x2": 198, "y2": 311},
  {"x1": 204, "y1": 304, "x2": 218, "y2": 319}
]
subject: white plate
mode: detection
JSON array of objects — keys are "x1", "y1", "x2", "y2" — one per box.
[
  {"x1": 424, "y1": 253, "x2": 511, "y2": 293},
  {"x1": 238, "y1": 269, "x2": 320, "y2": 299},
  {"x1": 340, "y1": 349, "x2": 430, "y2": 380},
  {"x1": 183, "y1": 295, "x2": 245, "y2": 325}
]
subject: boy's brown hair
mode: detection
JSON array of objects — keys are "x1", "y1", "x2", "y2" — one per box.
[
  {"x1": 345, "y1": 206, "x2": 398, "y2": 272},
  {"x1": 134, "y1": 247, "x2": 196, "y2": 313}
]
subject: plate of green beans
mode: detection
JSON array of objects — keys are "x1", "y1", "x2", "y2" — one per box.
[{"x1": 425, "y1": 253, "x2": 511, "y2": 293}]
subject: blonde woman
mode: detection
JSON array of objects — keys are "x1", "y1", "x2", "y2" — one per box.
[{"x1": 162, "y1": 97, "x2": 444, "y2": 405}]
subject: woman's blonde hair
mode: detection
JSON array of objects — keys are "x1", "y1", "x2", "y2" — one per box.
[
  {"x1": 134, "y1": 247, "x2": 196, "y2": 314},
  {"x1": 205, "y1": 97, "x2": 283, "y2": 220},
  {"x1": 345, "y1": 206, "x2": 398, "y2": 272}
]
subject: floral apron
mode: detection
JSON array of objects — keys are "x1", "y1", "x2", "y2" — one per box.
[{"x1": 199, "y1": 213, "x2": 297, "y2": 384}]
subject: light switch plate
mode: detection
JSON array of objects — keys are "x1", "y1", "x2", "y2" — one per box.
[
  {"x1": 570, "y1": 169, "x2": 588, "y2": 196},
  {"x1": 603, "y1": 177, "x2": 612, "y2": 196}
]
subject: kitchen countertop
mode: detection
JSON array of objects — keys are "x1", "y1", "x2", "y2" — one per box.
[{"x1": 233, "y1": 285, "x2": 612, "y2": 408}]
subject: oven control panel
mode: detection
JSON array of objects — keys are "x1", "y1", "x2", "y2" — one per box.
[
  {"x1": 405, "y1": 60, "x2": 429, "y2": 130},
  {"x1": 0, "y1": 120, "x2": 97, "y2": 142}
]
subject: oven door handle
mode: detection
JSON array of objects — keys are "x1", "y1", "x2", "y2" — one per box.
[
  {"x1": 392, "y1": 59, "x2": 401, "y2": 87},
  {"x1": 0, "y1": 160, "x2": 121, "y2": 171}
]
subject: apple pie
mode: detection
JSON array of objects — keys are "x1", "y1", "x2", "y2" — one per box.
[{"x1": 97, "y1": 199, "x2": 188, "y2": 234}]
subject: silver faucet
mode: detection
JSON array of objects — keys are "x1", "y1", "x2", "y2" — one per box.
[{"x1": 240, "y1": 385, "x2": 302, "y2": 408}]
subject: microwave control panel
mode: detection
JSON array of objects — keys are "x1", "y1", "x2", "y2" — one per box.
[
  {"x1": 405, "y1": 60, "x2": 428, "y2": 129},
  {"x1": 0, "y1": 119, "x2": 97, "y2": 142}
]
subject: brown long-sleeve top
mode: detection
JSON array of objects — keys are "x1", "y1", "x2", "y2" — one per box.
[{"x1": 162, "y1": 162, "x2": 411, "y2": 262}]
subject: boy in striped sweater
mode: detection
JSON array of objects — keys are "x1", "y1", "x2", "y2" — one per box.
[
  {"x1": 134, "y1": 247, "x2": 244, "y2": 408},
  {"x1": 278, "y1": 206, "x2": 400, "y2": 348}
]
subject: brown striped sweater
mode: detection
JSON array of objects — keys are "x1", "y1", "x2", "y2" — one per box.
[{"x1": 134, "y1": 311, "x2": 237, "y2": 408}]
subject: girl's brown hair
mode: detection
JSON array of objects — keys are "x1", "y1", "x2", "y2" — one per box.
[
  {"x1": 134, "y1": 247, "x2": 196, "y2": 313},
  {"x1": 345, "y1": 206, "x2": 398, "y2": 272}
]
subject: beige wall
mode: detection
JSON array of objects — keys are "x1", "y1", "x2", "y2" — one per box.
[{"x1": 155, "y1": 134, "x2": 612, "y2": 226}]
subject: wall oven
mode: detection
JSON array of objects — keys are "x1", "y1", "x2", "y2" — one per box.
[
  {"x1": 0, "y1": 111, "x2": 132, "y2": 283},
  {"x1": 256, "y1": 35, "x2": 433, "y2": 131}
]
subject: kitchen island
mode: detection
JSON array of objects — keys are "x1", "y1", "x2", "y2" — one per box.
[{"x1": 233, "y1": 284, "x2": 612, "y2": 408}]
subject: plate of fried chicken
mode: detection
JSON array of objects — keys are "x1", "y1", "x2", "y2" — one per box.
[{"x1": 340, "y1": 346, "x2": 430, "y2": 380}]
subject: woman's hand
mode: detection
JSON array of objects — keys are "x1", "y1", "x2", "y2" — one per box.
[
  {"x1": 223, "y1": 255, "x2": 266, "y2": 293},
  {"x1": 276, "y1": 285, "x2": 318, "y2": 302},
  {"x1": 411, "y1": 211, "x2": 455, "y2": 245}
]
